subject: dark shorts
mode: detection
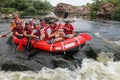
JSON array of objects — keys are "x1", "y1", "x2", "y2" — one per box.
[{"x1": 47, "y1": 39, "x2": 55, "y2": 44}]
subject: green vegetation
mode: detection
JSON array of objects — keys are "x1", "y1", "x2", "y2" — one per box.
[
  {"x1": 0, "y1": 0, "x2": 52, "y2": 16},
  {"x1": 90, "y1": 0, "x2": 100, "y2": 19},
  {"x1": 90, "y1": 0, "x2": 120, "y2": 20}
]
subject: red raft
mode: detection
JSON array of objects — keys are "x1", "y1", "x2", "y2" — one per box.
[{"x1": 12, "y1": 33, "x2": 91, "y2": 52}]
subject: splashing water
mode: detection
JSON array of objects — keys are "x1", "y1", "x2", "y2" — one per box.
[{"x1": 0, "y1": 59, "x2": 120, "y2": 80}]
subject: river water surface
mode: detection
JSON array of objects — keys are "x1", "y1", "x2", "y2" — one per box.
[{"x1": 0, "y1": 19, "x2": 120, "y2": 80}]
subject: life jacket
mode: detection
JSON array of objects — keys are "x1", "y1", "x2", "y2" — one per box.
[
  {"x1": 13, "y1": 26, "x2": 23, "y2": 36},
  {"x1": 24, "y1": 26, "x2": 32, "y2": 35},
  {"x1": 53, "y1": 24, "x2": 63, "y2": 32},
  {"x1": 53, "y1": 22, "x2": 57, "y2": 28},
  {"x1": 40, "y1": 22, "x2": 46, "y2": 27},
  {"x1": 10, "y1": 23, "x2": 16, "y2": 32},
  {"x1": 32, "y1": 27, "x2": 40, "y2": 36},
  {"x1": 52, "y1": 22, "x2": 58, "y2": 32},
  {"x1": 44, "y1": 26, "x2": 54, "y2": 40},
  {"x1": 63, "y1": 24, "x2": 74, "y2": 34}
]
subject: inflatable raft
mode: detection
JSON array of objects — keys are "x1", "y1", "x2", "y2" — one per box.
[{"x1": 12, "y1": 33, "x2": 91, "y2": 52}]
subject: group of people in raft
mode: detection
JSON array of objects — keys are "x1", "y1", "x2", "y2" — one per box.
[{"x1": 10, "y1": 15, "x2": 75, "y2": 44}]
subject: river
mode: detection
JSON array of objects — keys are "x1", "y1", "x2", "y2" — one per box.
[{"x1": 0, "y1": 19, "x2": 120, "y2": 80}]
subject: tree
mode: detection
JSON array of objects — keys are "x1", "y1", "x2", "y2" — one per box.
[{"x1": 0, "y1": 0, "x2": 53, "y2": 16}]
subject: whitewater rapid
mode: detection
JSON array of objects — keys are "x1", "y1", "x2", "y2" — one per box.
[
  {"x1": 0, "y1": 19, "x2": 120, "y2": 80},
  {"x1": 0, "y1": 58, "x2": 120, "y2": 80}
]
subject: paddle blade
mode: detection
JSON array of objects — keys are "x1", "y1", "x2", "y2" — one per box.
[
  {"x1": 0, "y1": 34, "x2": 7, "y2": 38},
  {"x1": 80, "y1": 33, "x2": 92, "y2": 41}
]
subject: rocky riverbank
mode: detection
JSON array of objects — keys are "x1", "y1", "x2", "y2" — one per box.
[
  {"x1": 0, "y1": 2, "x2": 115, "y2": 20},
  {"x1": 55, "y1": 2, "x2": 115, "y2": 19}
]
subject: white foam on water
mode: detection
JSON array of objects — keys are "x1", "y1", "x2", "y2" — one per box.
[
  {"x1": 94, "y1": 32, "x2": 102, "y2": 38},
  {"x1": 0, "y1": 59, "x2": 120, "y2": 80},
  {"x1": 109, "y1": 40, "x2": 120, "y2": 46}
]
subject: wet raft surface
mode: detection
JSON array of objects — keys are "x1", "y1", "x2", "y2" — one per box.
[{"x1": 0, "y1": 19, "x2": 120, "y2": 71}]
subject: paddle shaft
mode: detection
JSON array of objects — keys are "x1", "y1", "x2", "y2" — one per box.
[{"x1": 0, "y1": 32, "x2": 10, "y2": 38}]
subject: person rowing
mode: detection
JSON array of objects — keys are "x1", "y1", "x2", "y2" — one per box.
[
  {"x1": 13, "y1": 15, "x2": 23, "y2": 27},
  {"x1": 44, "y1": 20, "x2": 57, "y2": 43},
  {"x1": 63, "y1": 21, "x2": 75, "y2": 38},
  {"x1": 31, "y1": 22, "x2": 45, "y2": 40},
  {"x1": 13, "y1": 22, "x2": 23, "y2": 39},
  {"x1": 10, "y1": 20, "x2": 16, "y2": 35},
  {"x1": 24, "y1": 21, "x2": 33, "y2": 37},
  {"x1": 39, "y1": 18, "x2": 46, "y2": 29}
]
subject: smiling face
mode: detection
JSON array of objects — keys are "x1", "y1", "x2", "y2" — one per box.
[
  {"x1": 14, "y1": 15, "x2": 19, "y2": 19},
  {"x1": 16, "y1": 23, "x2": 21, "y2": 27},
  {"x1": 34, "y1": 24, "x2": 39, "y2": 29}
]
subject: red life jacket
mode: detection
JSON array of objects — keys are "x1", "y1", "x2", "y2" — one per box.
[
  {"x1": 53, "y1": 22, "x2": 57, "y2": 28},
  {"x1": 13, "y1": 26, "x2": 23, "y2": 36},
  {"x1": 32, "y1": 27, "x2": 40, "y2": 36},
  {"x1": 63, "y1": 24, "x2": 74, "y2": 34},
  {"x1": 52, "y1": 22, "x2": 58, "y2": 32},
  {"x1": 44, "y1": 26, "x2": 54, "y2": 40},
  {"x1": 40, "y1": 22, "x2": 46, "y2": 27},
  {"x1": 53, "y1": 24, "x2": 63, "y2": 32},
  {"x1": 24, "y1": 26, "x2": 32, "y2": 35}
]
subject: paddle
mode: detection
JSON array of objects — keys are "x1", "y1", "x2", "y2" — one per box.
[
  {"x1": 59, "y1": 12, "x2": 68, "y2": 23},
  {"x1": 0, "y1": 32, "x2": 10, "y2": 38},
  {"x1": 27, "y1": 39, "x2": 37, "y2": 51},
  {"x1": 25, "y1": 36, "x2": 32, "y2": 51}
]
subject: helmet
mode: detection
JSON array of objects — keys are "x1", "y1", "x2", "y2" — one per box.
[
  {"x1": 49, "y1": 20, "x2": 54, "y2": 24},
  {"x1": 25, "y1": 21, "x2": 30, "y2": 25},
  {"x1": 40, "y1": 18, "x2": 43, "y2": 22},
  {"x1": 16, "y1": 22, "x2": 20, "y2": 25}
]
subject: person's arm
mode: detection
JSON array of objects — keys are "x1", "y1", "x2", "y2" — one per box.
[
  {"x1": 23, "y1": 28, "x2": 30, "y2": 37},
  {"x1": 24, "y1": 31, "x2": 31, "y2": 37},
  {"x1": 30, "y1": 30, "x2": 39, "y2": 38},
  {"x1": 15, "y1": 32, "x2": 23, "y2": 36},
  {"x1": 48, "y1": 32, "x2": 56, "y2": 38},
  {"x1": 70, "y1": 25, "x2": 75, "y2": 34},
  {"x1": 46, "y1": 28, "x2": 56, "y2": 38},
  {"x1": 62, "y1": 26, "x2": 69, "y2": 30},
  {"x1": 14, "y1": 28, "x2": 23, "y2": 36}
]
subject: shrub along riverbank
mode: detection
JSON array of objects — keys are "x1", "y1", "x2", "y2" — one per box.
[
  {"x1": 90, "y1": 0, "x2": 120, "y2": 20},
  {"x1": 0, "y1": 0, "x2": 120, "y2": 21},
  {"x1": 0, "y1": 0, "x2": 52, "y2": 18}
]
